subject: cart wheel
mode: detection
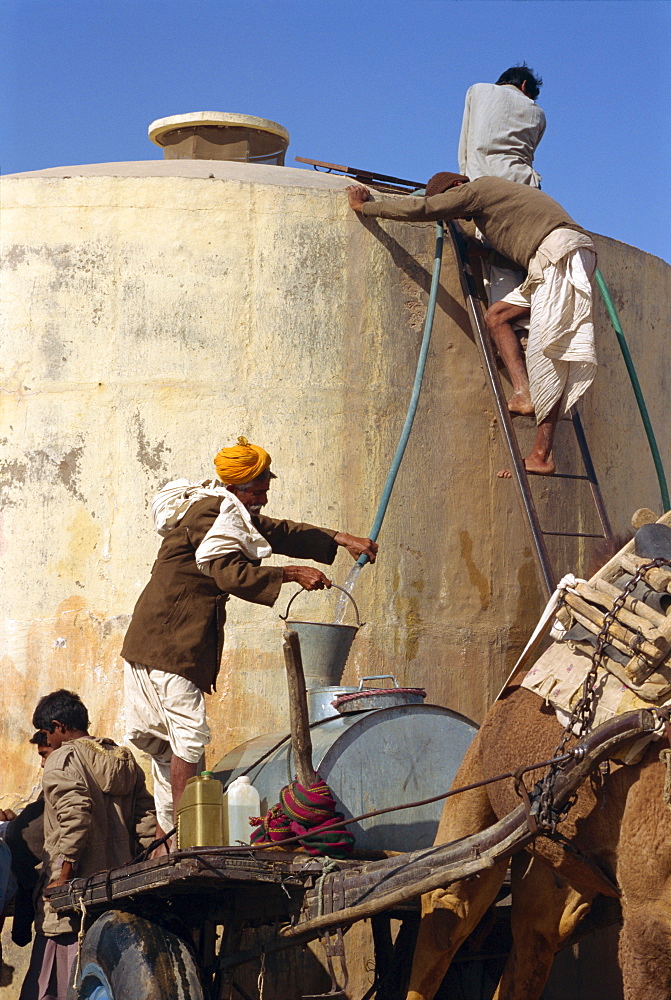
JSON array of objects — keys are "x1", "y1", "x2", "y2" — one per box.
[{"x1": 68, "y1": 910, "x2": 204, "y2": 1000}]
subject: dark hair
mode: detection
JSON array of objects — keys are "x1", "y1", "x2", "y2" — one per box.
[
  {"x1": 496, "y1": 64, "x2": 543, "y2": 100},
  {"x1": 29, "y1": 730, "x2": 50, "y2": 747},
  {"x1": 32, "y1": 690, "x2": 89, "y2": 733}
]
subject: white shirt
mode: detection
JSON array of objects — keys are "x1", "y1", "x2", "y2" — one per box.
[{"x1": 458, "y1": 83, "x2": 546, "y2": 187}]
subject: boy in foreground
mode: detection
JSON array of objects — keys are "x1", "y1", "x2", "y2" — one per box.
[{"x1": 19, "y1": 690, "x2": 155, "y2": 1000}]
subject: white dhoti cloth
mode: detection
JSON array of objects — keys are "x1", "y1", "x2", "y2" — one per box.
[
  {"x1": 502, "y1": 229, "x2": 597, "y2": 423},
  {"x1": 124, "y1": 661, "x2": 211, "y2": 831},
  {"x1": 486, "y1": 261, "x2": 527, "y2": 305}
]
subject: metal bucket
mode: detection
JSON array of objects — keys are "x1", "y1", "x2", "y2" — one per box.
[{"x1": 280, "y1": 585, "x2": 364, "y2": 688}]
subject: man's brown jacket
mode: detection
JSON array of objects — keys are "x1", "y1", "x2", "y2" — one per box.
[
  {"x1": 361, "y1": 175, "x2": 589, "y2": 271},
  {"x1": 121, "y1": 496, "x2": 338, "y2": 693}
]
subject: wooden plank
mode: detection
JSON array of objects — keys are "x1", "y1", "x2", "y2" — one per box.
[
  {"x1": 631, "y1": 508, "x2": 658, "y2": 530},
  {"x1": 562, "y1": 592, "x2": 666, "y2": 663},
  {"x1": 592, "y1": 509, "x2": 671, "y2": 586},
  {"x1": 294, "y1": 157, "x2": 422, "y2": 189},
  {"x1": 600, "y1": 651, "x2": 671, "y2": 698},
  {"x1": 568, "y1": 606, "x2": 650, "y2": 664},
  {"x1": 48, "y1": 848, "x2": 368, "y2": 913},
  {"x1": 48, "y1": 850, "x2": 330, "y2": 912},
  {"x1": 283, "y1": 628, "x2": 318, "y2": 787},
  {"x1": 619, "y1": 553, "x2": 671, "y2": 594},
  {"x1": 591, "y1": 578, "x2": 667, "y2": 627},
  {"x1": 572, "y1": 582, "x2": 667, "y2": 641}
]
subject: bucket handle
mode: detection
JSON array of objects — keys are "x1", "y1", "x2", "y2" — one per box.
[
  {"x1": 280, "y1": 584, "x2": 363, "y2": 627},
  {"x1": 358, "y1": 674, "x2": 398, "y2": 690}
]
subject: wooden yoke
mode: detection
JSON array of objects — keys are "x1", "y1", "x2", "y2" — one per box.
[{"x1": 283, "y1": 629, "x2": 318, "y2": 788}]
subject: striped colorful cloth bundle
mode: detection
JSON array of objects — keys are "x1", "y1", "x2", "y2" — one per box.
[{"x1": 251, "y1": 776, "x2": 355, "y2": 858}]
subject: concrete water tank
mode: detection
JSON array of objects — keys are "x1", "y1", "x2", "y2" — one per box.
[{"x1": 1, "y1": 118, "x2": 670, "y2": 804}]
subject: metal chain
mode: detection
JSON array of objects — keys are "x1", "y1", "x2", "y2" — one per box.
[{"x1": 536, "y1": 557, "x2": 671, "y2": 832}]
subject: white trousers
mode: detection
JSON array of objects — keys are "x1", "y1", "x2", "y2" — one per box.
[{"x1": 124, "y1": 661, "x2": 211, "y2": 831}]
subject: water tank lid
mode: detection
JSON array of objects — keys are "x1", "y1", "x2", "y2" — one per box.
[{"x1": 148, "y1": 112, "x2": 290, "y2": 148}]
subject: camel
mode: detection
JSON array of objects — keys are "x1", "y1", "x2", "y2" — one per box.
[
  {"x1": 405, "y1": 686, "x2": 671, "y2": 1000},
  {"x1": 406, "y1": 519, "x2": 671, "y2": 1000}
]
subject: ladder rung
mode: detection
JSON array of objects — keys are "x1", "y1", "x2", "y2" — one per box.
[
  {"x1": 542, "y1": 531, "x2": 605, "y2": 539},
  {"x1": 551, "y1": 473, "x2": 591, "y2": 481}
]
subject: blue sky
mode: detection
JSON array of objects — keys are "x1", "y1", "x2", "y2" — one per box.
[{"x1": 2, "y1": 0, "x2": 670, "y2": 262}]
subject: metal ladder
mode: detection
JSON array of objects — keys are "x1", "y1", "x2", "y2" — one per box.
[{"x1": 447, "y1": 221, "x2": 613, "y2": 599}]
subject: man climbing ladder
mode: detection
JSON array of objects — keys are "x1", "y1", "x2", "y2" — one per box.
[{"x1": 347, "y1": 173, "x2": 597, "y2": 477}]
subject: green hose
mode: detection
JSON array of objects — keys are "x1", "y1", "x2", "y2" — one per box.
[
  {"x1": 356, "y1": 221, "x2": 444, "y2": 566},
  {"x1": 594, "y1": 268, "x2": 669, "y2": 511}
]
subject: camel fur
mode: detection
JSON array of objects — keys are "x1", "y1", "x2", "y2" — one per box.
[{"x1": 405, "y1": 685, "x2": 671, "y2": 1000}]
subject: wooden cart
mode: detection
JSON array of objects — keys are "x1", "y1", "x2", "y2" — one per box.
[{"x1": 48, "y1": 707, "x2": 653, "y2": 1000}]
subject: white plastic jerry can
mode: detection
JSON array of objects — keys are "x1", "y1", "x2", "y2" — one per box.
[{"x1": 224, "y1": 775, "x2": 261, "y2": 846}]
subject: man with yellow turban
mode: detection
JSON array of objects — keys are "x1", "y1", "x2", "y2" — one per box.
[{"x1": 122, "y1": 438, "x2": 377, "y2": 846}]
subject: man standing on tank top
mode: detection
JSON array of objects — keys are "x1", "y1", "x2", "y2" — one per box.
[
  {"x1": 458, "y1": 64, "x2": 546, "y2": 305},
  {"x1": 121, "y1": 437, "x2": 377, "y2": 848},
  {"x1": 458, "y1": 64, "x2": 546, "y2": 188}
]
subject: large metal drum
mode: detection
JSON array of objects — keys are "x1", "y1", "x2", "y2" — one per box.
[{"x1": 213, "y1": 704, "x2": 477, "y2": 852}]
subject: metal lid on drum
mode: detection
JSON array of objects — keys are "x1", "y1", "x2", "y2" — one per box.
[{"x1": 333, "y1": 675, "x2": 426, "y2": 714}]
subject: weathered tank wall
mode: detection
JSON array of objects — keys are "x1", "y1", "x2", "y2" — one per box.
[{"x1": 1, "y1": 158, "x2": 670, "y2": 810}]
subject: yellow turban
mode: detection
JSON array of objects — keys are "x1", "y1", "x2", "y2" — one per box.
[{"x1": 213, "y1": 436, "x2": 272, "y2": 484}]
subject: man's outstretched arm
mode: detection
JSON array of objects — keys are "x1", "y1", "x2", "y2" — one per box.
[
  {"x1": 346, "y1": 184, "x2": 374, "y2": 213},
  {"x1": 347, "y1": 183, "x2": 472, "y2": 224},
  {"x1": 281, "y1": 532, "x2": 377, "y2": 590},
  {"x1": 333, "y1": 532, "x2": 378, "y2": 563},
  {"x1": 209, "y1": 521, "x2": 378, "y2": 599}
]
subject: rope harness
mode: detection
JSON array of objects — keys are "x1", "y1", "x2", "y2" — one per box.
[{"x1": 74, "y1": 896, "x2": 88, "y2": 986}]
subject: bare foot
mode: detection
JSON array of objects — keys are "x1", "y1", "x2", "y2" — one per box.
[
  {"x1": 525, "y1": 452, "x2": 556, "y2": 476},
  {"x1": 507, "y1": 390, "x2": 534, "y2": 416},
  {"x1": 497, "y1": 453, "x2": 556, "y2": 478}
]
